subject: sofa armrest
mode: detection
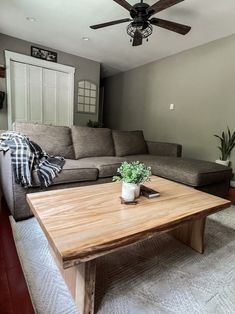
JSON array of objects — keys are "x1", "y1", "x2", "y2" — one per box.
[
  {"x1": 0, "y1": 150, "x2": 32, "y2": 220},
  {"x1": 0, "y1": 150, "x2": 15, "y2": 215},
  {"x1": 146, "y1": 141, "x2": 182, "y2": 157}
]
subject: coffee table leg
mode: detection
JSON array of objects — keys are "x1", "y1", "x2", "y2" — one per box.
[
  {"x1": 170, "y1": 217, "x2": 206, "y2": 253},
  {"x1": 50, "y1": 247, "x2": 96, "y2": 314},
  {"x1": 75, "y1": 260, "x2": 96, "y2": 314}
]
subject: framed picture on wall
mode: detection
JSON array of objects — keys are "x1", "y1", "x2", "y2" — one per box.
[{"x1": 31, "y1": 46, "x2": 57, "y2": 63}]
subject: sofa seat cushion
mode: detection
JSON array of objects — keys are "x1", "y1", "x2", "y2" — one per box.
[
  {"x1": 112, "y1": 130, "x2": 147, "y2": 157},
  {"x1": 71, "y1": 126, "x2": 114, "y2": 159},
  {"x1": 77, "y1": 157, "x2": 125, "y2": 178},
  {"x1": 32, "y1": 159, "x2": 98, "y2": 186},
  {"x1": 13, "y1": 122, "x2": 75, "y2": 159},
  {"x1": 123, "y1": 155, "x2": 232, "y2": 187}
]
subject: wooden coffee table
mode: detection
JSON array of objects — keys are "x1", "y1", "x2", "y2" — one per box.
[{"x1": 26, "y1": 176, "x2": 231, "y2": 314}]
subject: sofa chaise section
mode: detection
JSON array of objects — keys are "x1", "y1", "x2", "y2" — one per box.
[
  {"x1": 124, "y1": 155, "x2": 232, "y2": 197},
  {"x1": 111, "y1": 130, "x2": 232, "y2": 197}
]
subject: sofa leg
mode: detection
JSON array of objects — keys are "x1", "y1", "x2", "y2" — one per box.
[{"x1": 169, "y1": 217, "x2": 206, "y2": 254}]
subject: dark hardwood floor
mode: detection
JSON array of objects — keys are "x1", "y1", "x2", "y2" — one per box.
[{"x1": 0, "y1": 198, "x2": 34, "y2": 314}]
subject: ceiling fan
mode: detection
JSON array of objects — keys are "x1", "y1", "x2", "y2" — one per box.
[{"x1": 90, "y1": 0, "x2": 191, "y2": 46}]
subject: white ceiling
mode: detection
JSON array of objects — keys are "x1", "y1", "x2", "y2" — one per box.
[{"x1": 1, "y1": 0, "x2": 235, "y2": 77}]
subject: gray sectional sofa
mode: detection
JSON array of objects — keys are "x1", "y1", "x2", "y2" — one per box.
[{"x1": 0, "y1": 122, "x2": 232, "y2": 221}]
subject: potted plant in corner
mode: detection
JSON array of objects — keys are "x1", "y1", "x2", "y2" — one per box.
[
  {"x1": 214, "y1": 127, "x2": 235, "y2": 166},
  {"x1": 113, "y1": 161, "x2": 152, "y2": 202}
]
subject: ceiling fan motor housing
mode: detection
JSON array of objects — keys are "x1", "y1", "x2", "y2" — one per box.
[{"x1": 131, "y1": 2, "x2": 151, "y2": 27}]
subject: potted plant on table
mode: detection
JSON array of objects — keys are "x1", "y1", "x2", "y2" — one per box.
[
  {"x1": 214, "y1": 127, "x2": 235, "y2": 166},
  {"x1": 113, "y1": 161, "x2": 152, "y2": 202}
]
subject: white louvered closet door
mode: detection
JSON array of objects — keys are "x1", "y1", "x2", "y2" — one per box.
[
  {"x1": 42, "y1": 68, "x2": 57, "y2": 125},
  {"x1": 10, "y1": 60, "x2": 73, "y2": 127},
  {"x1": 11, "y1": 61, "x2": 28, "y2": 122},
  {"x1": 28, "y1": 65, "x2": 43, "y2": 123}
]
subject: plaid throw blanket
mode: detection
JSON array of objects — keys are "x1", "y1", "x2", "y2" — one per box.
[{"x1": 0, "y1": 132, "x2": 65, "y2": 188}]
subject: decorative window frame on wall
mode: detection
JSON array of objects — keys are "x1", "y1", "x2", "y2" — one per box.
[{"x1": 77, "y1": 80, "x2": 97, "y2": 114}]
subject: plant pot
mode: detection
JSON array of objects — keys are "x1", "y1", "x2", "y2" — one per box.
[
  {"x1": 122, "y1": 182, "x2": 140, "y2": 202},
  {"x1": 215, "y1": 159, "x2": 230, "y2": 166}
]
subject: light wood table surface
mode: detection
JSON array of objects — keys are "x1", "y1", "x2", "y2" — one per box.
[{"x1": 27, "y1": 176, "x2": 231, "y2": 314}]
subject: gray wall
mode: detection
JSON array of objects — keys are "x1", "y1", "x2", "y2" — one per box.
[
  {"x1": 0, "y1": 33, "x2": 100, "y2": 129},
  {"x1": 104, "y1": 34, "x2": 235, "y2": 166}
]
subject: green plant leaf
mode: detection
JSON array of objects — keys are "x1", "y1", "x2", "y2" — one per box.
[
  {"x1": 214, "y1": 127, "x2": 235, "y2": 160},
  {"x1": 112, "y1": 161, "x2": 152, "y2": 184}
]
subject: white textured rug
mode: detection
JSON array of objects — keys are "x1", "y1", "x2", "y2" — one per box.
[{"x1": 11, "y1": 207, "x2": 235, "y2": 314}]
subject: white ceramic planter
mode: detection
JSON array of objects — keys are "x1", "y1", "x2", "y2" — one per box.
[
  {"x1": 122, "y1": 182, "x2": 140, "y2": 201},
  {"x1": 133, "y1": 184, "x2": 140, "y2": 198},
  {"x1": 215, "y1": 159, "x2": 230, "y2": 166}
]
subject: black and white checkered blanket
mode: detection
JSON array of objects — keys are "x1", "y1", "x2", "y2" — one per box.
[{"x1": 0, "y1": 132, "x2": 65, "y2": 188}]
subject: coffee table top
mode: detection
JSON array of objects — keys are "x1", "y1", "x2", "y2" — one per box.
[{"x1": 27, "y1": 177, "x2": 230, "y2": 268}]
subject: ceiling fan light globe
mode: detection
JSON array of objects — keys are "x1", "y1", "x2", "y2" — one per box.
[{"x1": 126, "y1": 22, "x2": 152, "y2": 39}]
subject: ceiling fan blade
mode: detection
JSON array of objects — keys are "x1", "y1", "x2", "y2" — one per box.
[
  {"x1": 147, "y1": 0, "x2": 184, "y2": 15},
  {"x1": 113, "y1": 0, "x2": 135, "y2": 12},
  {"x1": 90, "y1": 18, "x2": 131, "y2": 29},
  {"x1": 150, "y1": 17, "x2": 191, "y2": 35},
  {"x1": 132, "y1": 29, "x2": 143, "y2": 46}
]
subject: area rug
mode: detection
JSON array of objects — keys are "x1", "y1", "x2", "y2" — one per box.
[{"x1": 10, "y1": 206, "x2": 235, "y2": 314}]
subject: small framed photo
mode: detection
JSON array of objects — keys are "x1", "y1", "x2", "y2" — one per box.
[{"x1": 31, "y1": 46, "x2": 57, "y2": 63}]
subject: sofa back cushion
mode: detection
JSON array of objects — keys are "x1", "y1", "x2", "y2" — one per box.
[
  {"x1": 71, "y1": 126, "x2": 115, "y2": 159},
  {"x1": 112, "y1": 130, "x2": 148, "y2": 157},
  {"x1": 13, "y1": 122, "x2": 75, "y2": 159}
]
